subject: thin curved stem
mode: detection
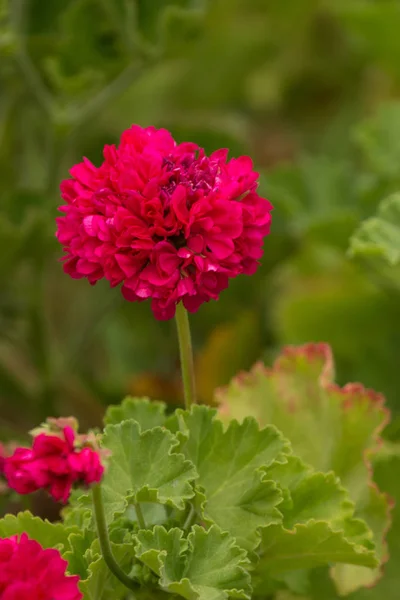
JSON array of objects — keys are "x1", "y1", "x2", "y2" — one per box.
[
  {"x1": 92, "y1": 484, "x2": 138, "y2": 593},
  {"x1": 175, "y1": 303, "x2": 197, "y2": 409}
]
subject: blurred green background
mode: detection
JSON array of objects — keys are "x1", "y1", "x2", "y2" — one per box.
[{"x1": 1, "y1": 0, "x2": 400, "y2": 440}]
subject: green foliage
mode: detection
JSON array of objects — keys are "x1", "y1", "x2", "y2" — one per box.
[
  {"x1": 79, "y1": 541, "x2": 137, "y2": 600},
  {"x1": 218, "y1": 344, "x2": 396, "y2": 596},
  {"x1": 0, "y1": 397, "x2": 385, "y2": 599},
  {"x1": 0, "y1": 510, "x2": 77, "y2": 551},
  {"x1": 104, "y1": 396, "x2": 167, "y2": 429},
  {"x1": 135, "y1": 525, "x2": 252, "y2": 600},
  {"x1": 169, "y1": 406, "x2": 288, "y2": 551},
  {"x1": 258, "y1": 521, "x2": 374, "y2": 573},
  {"x1": 100, "y1": 419, "x2": 198, "y2": 522}
]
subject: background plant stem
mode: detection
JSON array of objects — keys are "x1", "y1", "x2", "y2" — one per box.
[{"x1": 175, "y1": 303, "x2": 197, "y2": 409}]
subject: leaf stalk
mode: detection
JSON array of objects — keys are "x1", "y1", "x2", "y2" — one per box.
[{"x1": 92, "y1": 484, "x2": 139, "y2": 593}]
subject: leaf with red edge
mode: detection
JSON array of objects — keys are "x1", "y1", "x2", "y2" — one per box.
[{"x1": 217, "y1": 343, "x2": 392, "y2": 593}]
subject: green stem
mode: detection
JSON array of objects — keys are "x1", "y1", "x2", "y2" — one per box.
[
  {"x1": 92, "y1": 485, "x2": 138, "y2": 593},
  {"x1": 134, "y1": 502, "x2": 146, "y2": 530},
  {"x1": 175, "y1": 302, "x2": 196, "y2": 409}
]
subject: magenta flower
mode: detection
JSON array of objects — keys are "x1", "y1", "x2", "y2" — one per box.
[
  {"x1": 56, "y1": 126, "x2": 272, "y2": 319},
  {"x1": 4, "y1": 426, "x2": 104, "y2": 503},
  {"x1": 0, "y1": 534, "x2": 82, "y2": 599},
  {"x1": 68, "y1": 446, "x2": 104, "y2": 487}
]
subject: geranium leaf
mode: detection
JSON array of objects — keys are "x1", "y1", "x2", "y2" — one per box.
[
  {"x1": 135, "y1": 525, "x2": 252, "y2": 600},
  {"x1": 257, "y1": 521, "x2": 377, "y2": 574},
  {"x1": 303, "y1": 453, "x2": 400, "y2": 600},
  {"x1": 101, "y1": 419, "x2": 197, "y2": 523},
  {"x1": 0, "y1": 510, "x2": 77, "y2": 553},
  {"x1": 80, "y1": 541, "x2": 136, "y2": 600},
  {"x1": 252, "y1": 455, "x2": 377, "y2": 591},
  {"x1": 124, "y1": 502, "x2": 169, "y2": 529},
  {"x1": 61, "y1": 501, "x2": 93, "y2": 530},
  {"x1": 264, "y1": 457, "x2": 358, "y2": 531},
  {"x1": 218, "y1": 343, "x2": 390, "y2": 590},
  {"x1": 331, "y1": 484, "x2": 392, "y2": 594},
  {"x1": 104, "y1": 396, "x2": 167, "y2": 430},
  {"x1": 135, "y1": 526, "x2": 187, "y2": 578},
  {"x1": 64, "y1": 530, "x2": 96, "y2": 579},
  {"x1": 168, "y1": 405, "x2": 289, "y2": 550}
]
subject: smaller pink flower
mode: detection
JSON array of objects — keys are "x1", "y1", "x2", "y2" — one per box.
[
  {"x1": 3, "y1": 447, "x2": 41, "y2": 496},
  {"x1": 68, "y1": 446, "x2": 104, "y2": 486},
  {"x1": 0, "y1": 533, "x2": 82, "y2": 600},
  {"x1": 4, "y1": 424, "x2": 104, "y2": 503}
]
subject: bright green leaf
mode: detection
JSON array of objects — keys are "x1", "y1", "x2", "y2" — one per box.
[
  {"x1": 61, "y1": 502, "x2": 93, "y2": 530},
  {"x1": 101, "y1": 419, "x2": 197, "y2": 523},
  {"x1": 80, "y1": 540, "x2": 136, "y2": 600},
  {"x1": 264, "y1": 457, "x2": 356, "y2": 531},
  {"x1": 169, "y1": 405, "x2": 288, "y2": 550},
  {"x1": 125, "y1": 502, "x2": 169, "y2": 528},
  {"x1": 218, "y1": 343, "x2": 390, "y2": 590},
  {"x1": 0, "y1": 511, "x2": 77, "y2": 553},
  {"x1": 64, "y1": 530, "x2": 95, "y2": 579},
  {"x1": 135, "y1": 525, "x2": 252, "y2": 600},
  {"x1": 300, "y1": 454, "x2": 400, "y2": 600},
  {"x1": 253, "y1": 456, "x2": 378, "y2": 590},
  {"x1": 217, "y1": 342, "x2": 389, "y2": 505},
  {"x1": 135, "y1": 526, "x2": 187, "y2": 578},
  {"x1": 331, "y1": 484, "x2": 391, "y2": 594},
  {"x1": 258, "y1": 521, "x2": 377, "y2": 574},
  {"x1": 104, "y1": 396, "x2": 167, "y2": 429}
]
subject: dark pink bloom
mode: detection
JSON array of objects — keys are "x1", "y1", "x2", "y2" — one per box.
[
  {"x1": 0, "y1": 533, "x2": 82, "y2": 600},
  {"x1": 4, "y1": 426, "x2": 104, "y2": 503},
  {"x1": 68, "y1": 446, "x2": 104, "y2": 486},
  {"x1": 3, "y1": 447, "x2": 41, "y2": 496},
  {"x1": 56, "y1": 126, "x2": 273, "y2": 319}
]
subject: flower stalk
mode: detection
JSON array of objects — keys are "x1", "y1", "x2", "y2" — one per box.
[
  {"x1": 175, "y1": 302, "x2": 197, "y2": 409},
  {"x1": 92, "y1": 484, "x2": 138, "y2": 593}
]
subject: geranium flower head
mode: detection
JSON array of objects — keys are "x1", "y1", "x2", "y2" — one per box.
[
  {"x1": 4, "y1": 421, "x2": 105, "y2": 503},
  {"x1": 0, "y1": 533, "x2": 82, "y2": 600},
  {"x1": 56, "y1": 125, "x2": 273, "y2": 319}
]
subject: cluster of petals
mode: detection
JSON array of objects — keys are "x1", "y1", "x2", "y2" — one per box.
[
  {"x1": 56, "y1": 125, "x2": 273, "y2": 319},
  {"x1": 0, "y1": 533, "x2": 82, "y2": 599},
  {"x1": 4, "y1": 426, "x2": 104, "y2": 503}
]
